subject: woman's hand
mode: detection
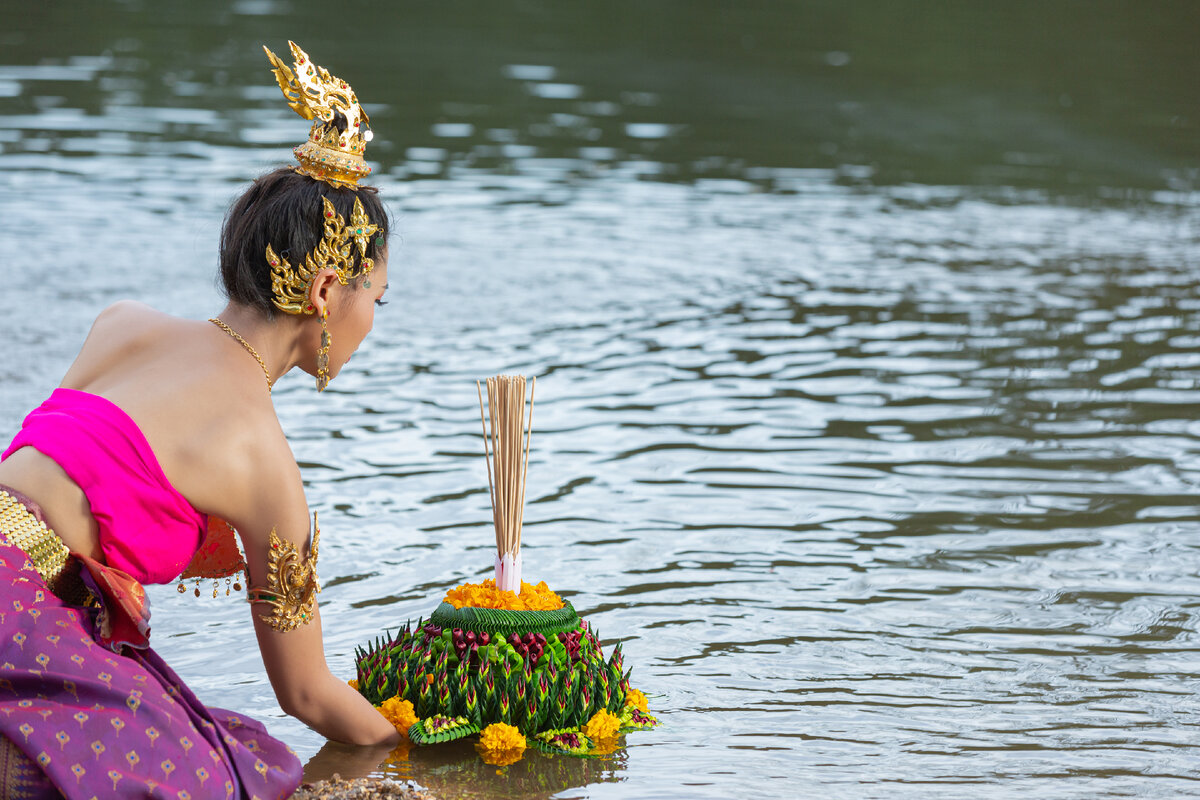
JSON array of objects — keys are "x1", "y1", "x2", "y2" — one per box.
[{"x1": 253, "y1": 601, "x2": 401, "y2": 746}]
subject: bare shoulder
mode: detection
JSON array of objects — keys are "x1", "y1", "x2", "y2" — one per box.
[
  {"x1": 63, "y1": 301, "x2": 186, "y2": 387},
  {"x1": 187, "y1": 396, "x2": 308, "y2": 535},
  {"x1": 218, "y1": 422, "x2": 314, "y2": 584},
  {"x1": 97, "y1": 298, "x2": 162, "y2": 320},
  {"x1": 92, "y1": 300, "x2": 175, "y2": 338}
]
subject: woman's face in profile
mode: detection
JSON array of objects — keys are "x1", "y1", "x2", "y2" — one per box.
[{"x1": 327, "y1": 254, "x2": 389, "y2": 379}]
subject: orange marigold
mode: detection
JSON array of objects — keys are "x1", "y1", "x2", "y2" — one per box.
[
  {"x1": 347, "y1": 678, "x2": 359, "y2": 691},
  {"x1": 444, "y1": 579, "x2": 564, "y2": 611},
  {"x1": 582, "y1": 709, "x2": 621, "y2": 741},
  {"x1": 478, "y1": 722, "x2": 527, "y2": 752},
  {"x1": 376, "y1": 696, "x2": 418, "y2": 736},
  {"x1": 624, "y1": 688, "x2": 648, "y2": 712}
]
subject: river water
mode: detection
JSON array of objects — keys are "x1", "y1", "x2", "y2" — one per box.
[{"x1": 1, "y1": 3, "x2": 1198, "y2": 799}]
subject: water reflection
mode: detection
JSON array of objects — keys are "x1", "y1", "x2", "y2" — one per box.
[{"x1": 306, "y1": 739, "x2": 626, "y2": 800}]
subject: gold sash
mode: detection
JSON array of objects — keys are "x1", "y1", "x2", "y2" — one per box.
[{"x1": 0, "y1": 489, "x2": 87, "y2": 605}]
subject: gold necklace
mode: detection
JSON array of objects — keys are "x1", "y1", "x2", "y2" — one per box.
[{"x1": 209, "y1": 318, "x2": 273, "y2": 393}]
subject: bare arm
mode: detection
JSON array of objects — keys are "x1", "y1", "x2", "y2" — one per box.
[
  {"x1": 231, "y1": 441, "x2": 399, "y2": 746},
  {"x1": 252, "y1": 594, "x2": 399, "y2": 745},
  {"x1": 58, "y1": 301, "x2": 399, "y2": 745}
]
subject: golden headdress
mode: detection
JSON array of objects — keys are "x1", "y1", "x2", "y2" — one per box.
[
  {"x1": 259, "y1": 41, "x2": 380, "y2": 320},
  {"x1": 263, "y1": 40, "x2": 373, "y2": 188}
]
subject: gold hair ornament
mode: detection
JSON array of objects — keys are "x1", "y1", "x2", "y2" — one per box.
[
  {"x1": 267, "y1": 196, "x2": 378, "y2": 315},
  {"x1": 263, "y1": 40, "x2": 373, "y2": 188},
  {"x1": 246, "y1": 515, "x2": 321, "y2": 633}
]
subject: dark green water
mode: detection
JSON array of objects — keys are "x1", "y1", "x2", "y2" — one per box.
[{"x1": 1, "y1": 2, "x2": 1198, "y2": 798}]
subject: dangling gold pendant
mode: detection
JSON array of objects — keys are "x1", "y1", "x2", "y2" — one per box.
[{"x1": 316, "y1": 312, "x2": 331, "y2": 392}]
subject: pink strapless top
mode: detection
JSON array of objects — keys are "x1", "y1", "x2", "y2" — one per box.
[{"x1": 1, "y1": 388, "x2": 206, "y2": 585}]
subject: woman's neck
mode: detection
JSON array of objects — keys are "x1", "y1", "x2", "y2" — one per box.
[{"x1": 213, "y1": 303, "x2": 312, "y2": 385}]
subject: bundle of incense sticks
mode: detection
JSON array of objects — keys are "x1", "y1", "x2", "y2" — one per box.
[{"x1": 477, "y1": 374, "x2": 536, "y2": 593}]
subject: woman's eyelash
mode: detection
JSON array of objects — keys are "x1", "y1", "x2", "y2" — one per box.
[{"x1": 375, "y1": 299, "x2": 388, "y2": 307}]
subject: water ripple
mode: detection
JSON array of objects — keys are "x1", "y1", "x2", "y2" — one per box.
[{"x1": 2, "y1": 18, "x2": 1199, "y2": 798}]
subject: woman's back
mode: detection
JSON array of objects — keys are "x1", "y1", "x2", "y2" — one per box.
[{"x1": 0, "y1": 300, "x2": 290, "y2": 565}]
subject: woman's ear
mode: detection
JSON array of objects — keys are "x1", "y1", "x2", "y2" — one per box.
[{"x1": 307, "y1": 269, "x2": 340, "y2": 317}]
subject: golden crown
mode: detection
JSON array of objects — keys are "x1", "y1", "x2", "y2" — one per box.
[
  {"x1": 267, "y1": 196, "x2": 379, "y2": 315},
  {"x1": 263, "y1": 40, "x2": 373, "y2": 188}
]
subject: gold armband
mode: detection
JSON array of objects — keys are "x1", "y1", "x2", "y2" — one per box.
[{"x1": 247, "y1": 515, "x2": 321, "y2": 632}]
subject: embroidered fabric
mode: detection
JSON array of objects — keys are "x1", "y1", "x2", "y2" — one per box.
[{"x1": 0, "y1": 491, "x2": 302, "y2": 798}]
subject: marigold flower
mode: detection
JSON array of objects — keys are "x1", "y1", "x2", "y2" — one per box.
[
  {"x1": 444, "y1": 579, "x2": 564, "y2": 611},
  {"x1": 478, "y1": 722, "x2": 526, "y2": 752},
  {"x1": 376, "y1": 696, "x2": 418, "y2": 736},
  {"x1": 347, "y1": 678, "x2": 359, "y2": 691},
  {"x1": 624, "y1": 688, "x2": 648, "y2": 712},
  {"x1": 582, "y1": 709, "x2": 620, "y2": 741}
]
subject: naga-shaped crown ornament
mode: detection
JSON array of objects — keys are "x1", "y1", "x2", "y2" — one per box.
[
  {"x1": 263, "y1": 40, "x2": 373, "y2": 188},
  {"x1": 267, "y1": 196, "x2": 378, "y2": 314}
]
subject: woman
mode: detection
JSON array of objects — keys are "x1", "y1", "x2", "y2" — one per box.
[{"x1": 0, "y1": 42, "x2": 398, "y2": 798}]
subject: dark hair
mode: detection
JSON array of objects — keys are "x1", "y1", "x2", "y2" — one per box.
[{"x1": 219, "y1": 168, "x2": 391, "y2": 317}]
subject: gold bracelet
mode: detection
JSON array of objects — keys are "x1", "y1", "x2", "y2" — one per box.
[{"x1": 246, "y1": 518, "x2": 320, "y2": 632}]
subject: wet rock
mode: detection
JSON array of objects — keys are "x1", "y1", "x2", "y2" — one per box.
[{"x1": 290, "y1": 775, "x2": 437, "y2": 800}]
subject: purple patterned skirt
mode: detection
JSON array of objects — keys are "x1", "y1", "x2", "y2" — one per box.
[{"x1": 0, "y1": 500, "x2": 302, "y2": 799}]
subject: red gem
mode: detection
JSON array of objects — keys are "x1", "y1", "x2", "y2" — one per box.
[{"x1": 326, "y1": 212, "x2": 333, "y2": 217}]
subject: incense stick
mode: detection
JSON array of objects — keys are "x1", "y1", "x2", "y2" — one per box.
[
  {"x1": 517, "y1": 376, "x2": 535, "y2": 552},
  {"x1": 476, "y1": 380, "x2": 499, "y2": 542},
  {"x1": 478, "y1": 375, "x2": 536, "y2": 590}
]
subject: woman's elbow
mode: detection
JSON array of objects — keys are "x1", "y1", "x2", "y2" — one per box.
[
  {"x1": 272, "y1": 670, "x2": 329, "y2": 722},
  {"x1": 275, "y1": 684, "x2": 314, "y2": 721}
]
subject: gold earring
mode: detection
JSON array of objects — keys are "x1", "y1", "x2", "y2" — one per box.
[{"x1": 317, "y1": 310, "x2": 331, "y2": 391}]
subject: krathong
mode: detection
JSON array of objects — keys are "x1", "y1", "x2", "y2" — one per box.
[{"x1": 352, "y1": 375, "x2": 658, "y2": 759}]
